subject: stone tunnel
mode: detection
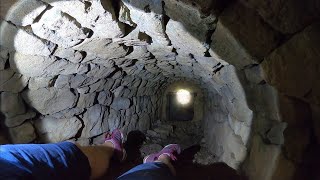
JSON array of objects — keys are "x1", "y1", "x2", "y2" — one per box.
[{"x1": 0, "y1": 0, "x2": 319, "y2": 179}]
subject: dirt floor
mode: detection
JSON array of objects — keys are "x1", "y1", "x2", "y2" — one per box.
[{"x1": 101, "y1": 122, "x2": 248, "y2": 180}]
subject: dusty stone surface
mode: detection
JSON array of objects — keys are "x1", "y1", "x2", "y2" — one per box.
[
  {"x1": 0, "y1": 20, "x2": 56, "y2": 56},
  {"x1": 111, "y1": 97, "x2": 131, "y2": 110},
  {"x1": 80, "y1": 104, "x2": 109, "y2": 138},
  {"x1": 9, "y1": 122, "x2": 36, "y2": 144},
  {"x1": 0, "y1": 1, "x2": 319, "y2": 179},
  {"x1": 210, "y1": 2, "x2": 280, "y2": 68},
  {"x1": 0, "y1": 69, "x2": 29, "y2": 93},
  {"x1": 35, "y1": 116, "x2": 82, "y2": 143},
  {"x1": 0, "y1": 0, "x2": 47, "y2": 26},
  {"x1": 240, "y1": 0, "x2": 320, "y2": 34},
  {"x1": 262, "y1": 23, "x2": 320, "y2": 104},
  {"x1": 244, "y1": 135, "x2": 281, "y2": 180},
  {"x1": 22, "y1": 88, "x2": 78, "y2": 115},
  {"x1": 0, "y1": 92, "x2": 26, "y2": 118},
  {"x1": 10, "y1": 53, "x2": 88, "y2": 77},
  {"x1": 5, "y1": 110, "x2": 36, "y2": 128},
  {"x1": 31, "y1": 7, "x2": 89, "y2": 48}
]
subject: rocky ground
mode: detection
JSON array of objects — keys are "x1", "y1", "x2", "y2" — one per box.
[
  {"x1": 141, "y1": 120, "x2": 218, "y2": 165},
  {"x1": 102, "y1": 120, "x2": 245, "y2": 180}
]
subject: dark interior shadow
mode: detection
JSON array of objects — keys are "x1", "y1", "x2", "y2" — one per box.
[
  {"x1": 101, "y1": 130, "x2": 146, "y2": 180},
  {"x1": 175, "y1": 145, "x2": 247, "y2": 180},
  {"x1": 1, "y1": 0, "x2": 318, "y2": 179}
]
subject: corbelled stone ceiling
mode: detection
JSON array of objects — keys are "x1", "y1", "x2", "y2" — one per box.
[{"x1": 0, "y1": 0, "x2": 319, "y2": 179}]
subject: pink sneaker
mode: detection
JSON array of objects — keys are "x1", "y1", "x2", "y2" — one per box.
[
  {"x1": 105, "y1": 129, "x2": 127, "y2": 162},
  {"x1": 143, "y1": 144, "x2": 181, "y2": 163}
]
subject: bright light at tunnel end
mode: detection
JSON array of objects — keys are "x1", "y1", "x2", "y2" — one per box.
[{"x1": 176, "y1": 89, "x2": 191, "y2": 105}]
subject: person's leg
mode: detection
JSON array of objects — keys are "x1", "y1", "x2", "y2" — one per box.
[
  {"x1": 117, "y1": 144, "x2": 181, "y2": 180},
  {"x1": 77, "y1": 129, "x2": 126, "y2": 179},
  {"x1": 0, "y1": 142, "x2": 91, "y2": 180},
  {"x1": 0, "y1": 129, "x2": 125, "y2": 180},
  {"x1": 76, "y1": 141, "x2": 114, "y2": 179}
]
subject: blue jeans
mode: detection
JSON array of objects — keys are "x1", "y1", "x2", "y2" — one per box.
[{"x1": 0, "y1": 142, "x2": 175, "y2": 180}]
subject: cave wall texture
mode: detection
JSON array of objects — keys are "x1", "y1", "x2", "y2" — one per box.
[{"x1": 0, "y1": 0, "x2": 320, "y2": 180}]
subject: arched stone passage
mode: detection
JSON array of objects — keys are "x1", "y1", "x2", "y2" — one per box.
[{"x1": 1, "y1": 0, "x2": 319, "y2": 180}]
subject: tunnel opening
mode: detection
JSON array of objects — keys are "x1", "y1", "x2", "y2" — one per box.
[
  {"x1": 167, "y1": 89, "x2": 195, "y2": 122},
  {"x1": 1, "y1": 0, "x2": 320, "y2": 180}
]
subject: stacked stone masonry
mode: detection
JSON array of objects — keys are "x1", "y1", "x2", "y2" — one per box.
[{"x1": 0, "y1": 0, "x2": 319, "y2": 180}]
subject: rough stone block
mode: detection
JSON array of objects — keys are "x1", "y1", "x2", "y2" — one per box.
[
  {"x1": 210, "y1": 2, "x2": 280, "y2": 68},
  {"x1": 0, "y1": 69, "x2": 29, "y2": 93},
  {"x1": 53, "y1": 47, "x2": 84, "y2": 63},
  {"x1": 9, "y1": 122, "x2": 36, "y2": 144},
  {"x1": 0, "y1": 20, "x2": 56, "y2": 56},
  {"x1": 22, "y1": 88, "x2": 78, "y2": 115},
  {"x1": 28, "y1": 77, "x2": 53, "y2": 90},
  {"x1": 244, "y1": 135, "x2": 281, "y2": 180},
  {"x1": 262, "y1": 23, "x2": 320, "y2": 104},
  {"x1": 164, "y1": 0, "x2": 216, "y2": 56},
  {"x1": 0, "y1": 92, "x2": 26, "y2": 118},
  {"x1": 121, "y1": 0, "x2": 169, "y2": 45},
  {"x1": 77, "y1": 93, "x2": 96, "y2": 109},
  {"x1": 10, "y1": 52, "x2": 88, "y2": 77},
  {"x1": 0, "y1": 0, "x2": 47, "y2": 26},
  {"x1": 73, "y1": 38, "x2": 128, "y2": 60},
  {"x1": 35, "y1": 116, "x2": 82, "y2": 143},
  {"x1": 43, "y1": 0, "x2": 124, "y2": 39},
  {"x1": 111, "y1": 97, "x2": 131, "y2": 110},
  {"x1": 81, "y1": 104, "x2": 109, "y2": 138},
  {"x1": 31, "y1": 7, "x2": 89, "y2": 48},
  {"x1": 5, "y1": 110, "x2": 36, "y2": 128},
  {"x1": 240, "y1": 0, "x2": 320, "y2": 34}
]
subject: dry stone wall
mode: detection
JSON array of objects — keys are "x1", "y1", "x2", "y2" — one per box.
[{"x1": 0, "y1": 0, "x2": 319, "y2": 180}]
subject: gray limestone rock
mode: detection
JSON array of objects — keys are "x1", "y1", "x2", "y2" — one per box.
[
  {"x1": 262, "y1": 22, "x2": 320, "y2": 104},
  {"x1": 35, "y1": 116, "x2": 82, "y2": 142},
  {"x1": 10, "y1": 53, "x2": 88, "y2": 77},
  {"x1": 9, "y1": 122, "x2": 36, "y2": 144},
  {"x1": 22, "y1": 88, "x2": 78, "y2": 115},
  {"x1": 266, "y1": 122, "x2": 287, "y2": 145},
  {"x1": 50, "y1": 108, "x2": 84, "y2": 119},
  {"x1": 29, "y1": 77, "x2": 53, "y2": 90},
  {"x1": 42, "y1": 0, "x2": 124, "y2": 39},
  {"x1": 81, "y1": 104, "x2": 109, "y2": 138},
  {"x1": 31, "y1": 7, "x2": 89, "y2": 48},
  {"x1": 98, "y1": 91, "x2": 113, "y2": 106},
  {"x1": 121, "y1": 0, "x2": 169, "y2": 45},
  {"x1": 244, "y1": 65, "x2": 264, "y2": 84},
  {"x1": 0, "y1": 20, "x2": 56, "y2": 56},
  {"x1": 108, "y1": 108, "x2": 121, "y2": 131},
  {"x1": 77, "y1": 93, "x2": 96, "y2": 109},
  {"x1": 0, "y1": 92, "x2": 26, "y2": 118},
  {"x1": 74, "y1": 38, "x2": 128, "y2": 60},
  {"x1": 0, "y1": 46, "x2": 9, "y2": 70},
  {"x1": 0, "y1": 69, "x2": 29, "y2": 93},
  {"x1": 165, "y1": 0, "x2": 215, "y2": 56},
  {"x1": 138, "y1": 113, "x2": 150, "y2": 132},
  {"x1": 111, "y1": 97, "x2": 131, "y2": 110},
  {"x1": 240, "y1": 0, "x2": 320, "y2": 34},
  {"x1": 5, "y1": 110, "x2": 36, "y2": 128},
  {"x1": 0, "y1": 0, "x2": 47, "y2": 26},
  {"x1": 86, "y1": 64, "x2": 117, "y2": 79},
  {"x1": 210, "y1": 2, "x2": 280, "y2": 68},
  {"x1": 53, "y1": 47, "x2": 84, "y2": 63}
]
